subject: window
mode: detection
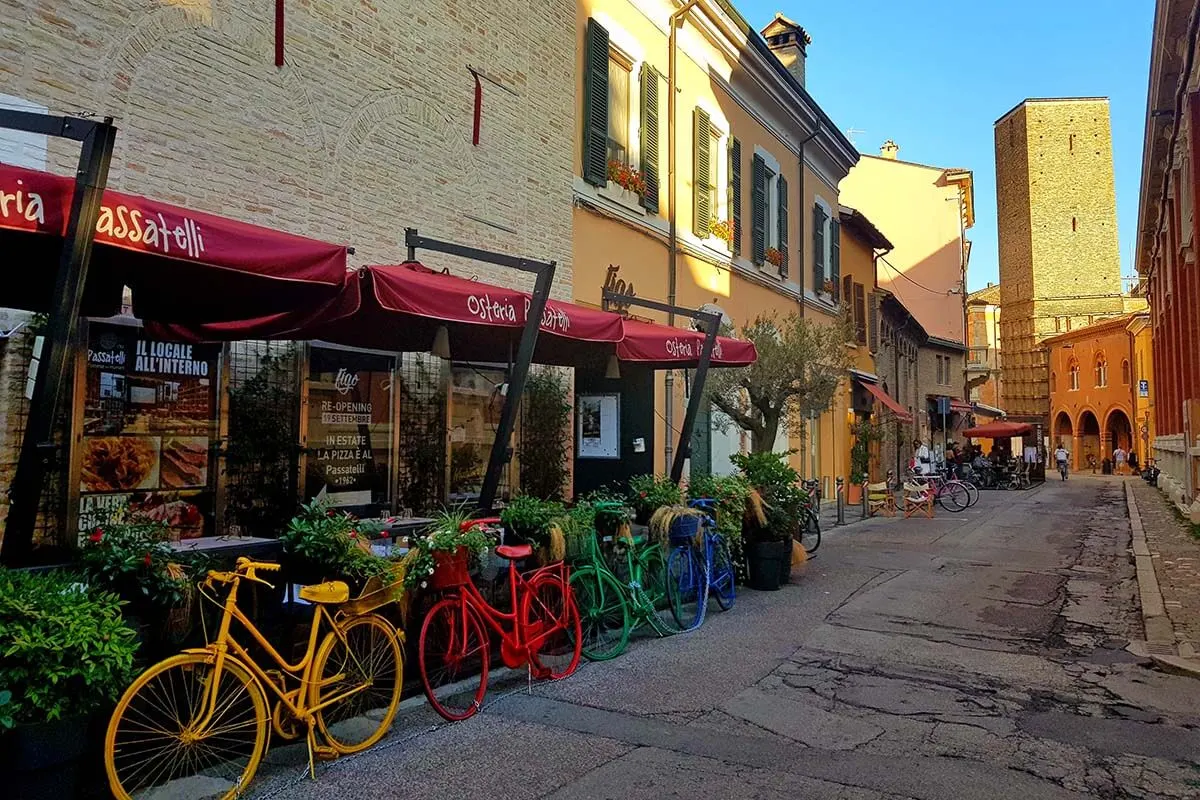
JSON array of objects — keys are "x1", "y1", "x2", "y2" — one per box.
[
  {"x1": 750, "y1": 150, "x2": 787, "y2": 275},
  {"x1": 812, "y1": 200, "x2": 838, "y2": 298},
  {"x1": 854, "y1": 283, "x2": 867, "y2": 344},
  {"x1": 1069, "y1": 359, "x2": 1079, "y2": 391},
  {"x1": 1121, "y1": 359, "x2": 1130, "y2": 385},
  {"x1": 1094, "y1": 354, "x2": 1108, "y2": 387},
  {"x1": 581, "y1": 19, "x2": 659, "y2": 213},
  {"x1": 1051, "y1": 371, "x2": 1057, "y2": 393},
  {"x1": 606, "y1": 54, "x2": 631, "y2": 165}
]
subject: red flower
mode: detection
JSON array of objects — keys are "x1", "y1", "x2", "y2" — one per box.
[
  {"x1": 349, "y1": 531, "x2": 358, "y2": 539},
  {"x1": 89, "y1": 528, "x2": 103, "y2": 543},
  {"x1": 639, "y1": 491, "x2": 647, "y2": 498},
  {"x1": 143, "y1": 553, "x2": 153, "y2": 567}
]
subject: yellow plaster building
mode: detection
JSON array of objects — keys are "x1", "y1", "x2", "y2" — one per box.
[{"x1": 570, "y1": 2, "x2": 858, "y2": 496}]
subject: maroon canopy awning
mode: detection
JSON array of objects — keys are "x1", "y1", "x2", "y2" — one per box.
[
  {"x1": 617, "y1": 319, "x2": 757, "y2": 368},
  {"x1": 962, "y1": 421, "x2": 1033, "y2": 438},
  {"x1": 0, "y1": 162, "x2": 349, "y2": 321},
  {"x1": 151, "y1": 263, "x2": 626, "y2": 366},
  {"x1": 861, "y1": 380, "x2": 913, "y2": 423}
]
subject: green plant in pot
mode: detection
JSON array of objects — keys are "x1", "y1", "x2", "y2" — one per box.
[
  {"x1": 500, "y1": 495, "x2": 566, "y2": 561},
  {"x1": 0, "y1": 568, "x2": 138, "y2": 799},
  {"x1": 848, "y1": 419, "x2": 883, "y2": 504},
  {"x1": 281, "y1": 499, "x2": 391, "y2": 593},
  {"x1": 401, "y1": 507, "x2": 497, "y2": 593},
  {"x1": 628, "y1": 474, "x2": 683, "y2": 524},
  {"x1": 731, "y1": 451, "x2": 800, "y2": 591}
]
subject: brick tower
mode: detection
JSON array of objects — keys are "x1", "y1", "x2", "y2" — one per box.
[{"x1": 993, "y1": 98, "x2": 1125, "y2": 424}]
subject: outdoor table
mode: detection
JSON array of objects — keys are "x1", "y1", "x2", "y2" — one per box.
[
  {"x1": 363, "y1": 516, "x2": 435, "y2": 556},
  {"x1": 170, "y1": 535, "x2": 281, "y2": 561}
]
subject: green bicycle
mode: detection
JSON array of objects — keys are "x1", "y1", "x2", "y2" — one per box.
[{"x1": 566, "y1": 502, "x2": 679, "y2": 660}]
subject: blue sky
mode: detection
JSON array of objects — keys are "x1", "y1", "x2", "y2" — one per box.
[{"x1": 738, "y1": 0, "x2": 1155, "y2": 291}]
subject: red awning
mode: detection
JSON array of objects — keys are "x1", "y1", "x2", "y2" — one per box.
[
  {"x1": 151, "y1": 262, "x2": 625, "y2": 366},
  {"x1": 962, "y1": 421, "x2": 1033, "y2": 438},
  {"x1": 617, "y1": 319, "x2": 757, "y2": 368},
  {"x1": 861, "y1": 380, "x2": 914, "y2": 423},
  {"x1": 1, "y1": 162, "x2": 348, "y2": 321},
  {"x1": 950, "y1": 399, "x2": 972, "y2": 413}
]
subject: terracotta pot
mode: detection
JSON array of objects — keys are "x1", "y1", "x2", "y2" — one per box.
[{"x1": 847, "y1": 483, "x2": 864, "y2": 505}]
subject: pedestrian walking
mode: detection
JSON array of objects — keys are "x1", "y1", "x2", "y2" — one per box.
[
  {"x1": 912, "y1": 439, "x2": 932, "y2": 476},
  {"x1": 1113, "y1": 446, "x2": 1127, "y2": 475},
  {"x1": 1054, "y1": 445, "x2": 1069, "y2": 481}
]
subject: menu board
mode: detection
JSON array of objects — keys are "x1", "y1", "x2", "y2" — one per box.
[
  {"x1": 305, "y1": 348, "x2": 394, "y2": 508},
  {"x1": 78, "y1": 323, "x2": 219, "y2": 542}
]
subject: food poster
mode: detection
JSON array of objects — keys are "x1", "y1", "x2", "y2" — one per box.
[
  {"x1": 78, "y1": 323, "x2": 219, "y2": 541},
  {"x1": 305, "y1": 347, "x2": 394, "y2": 508}
]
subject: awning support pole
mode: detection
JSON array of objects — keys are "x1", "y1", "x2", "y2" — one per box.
[
  {"x1": 403, "y1": 228, "x2": 556, "y2": 513},
  {"x1": 1, "y1": 111, "x2": 116, "y2": 566},
  {"x1": 602, "y1": 290, "x2": 720, "y2": 485}
]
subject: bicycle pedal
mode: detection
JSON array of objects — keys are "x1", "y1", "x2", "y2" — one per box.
[{"x1": 312, "y1": 744, "x2": 339, "y2": 761}]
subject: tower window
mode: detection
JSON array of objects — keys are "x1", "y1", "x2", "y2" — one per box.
[
  {"x1": 1072, "y1": 217, "x2": 1077, "y2": 232},
  {"x1": 1069, "y1": 133, "x2": 1074, "y2": 152}
]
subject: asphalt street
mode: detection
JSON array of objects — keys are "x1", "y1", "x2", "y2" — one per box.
[{"x1": 249, "y1": 476, "x2": 1200, "y2": 799}]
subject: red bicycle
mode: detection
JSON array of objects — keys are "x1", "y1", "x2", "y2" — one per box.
[{"x1": 417, "y1": 518, "x2": 582, "y2": 721}]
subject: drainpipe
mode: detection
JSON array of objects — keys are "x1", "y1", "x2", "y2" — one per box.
[
  {"x1": 665, "y1": 0, "x2": 701, "y2": 471},
  {"x1": 795, "y1": 126, "x2": 820, "y2": 318}
]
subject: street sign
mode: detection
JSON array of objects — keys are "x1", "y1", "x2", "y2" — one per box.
[{"x1": 1139, "y1": 379, "x2": 1149, "y2": 397}]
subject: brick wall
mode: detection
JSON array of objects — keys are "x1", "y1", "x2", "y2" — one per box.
[{"x1": 995, "y1": 99, "x2": 1124, "y2": 420}]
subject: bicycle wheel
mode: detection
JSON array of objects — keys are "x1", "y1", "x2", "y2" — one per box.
[
  {"x1": 569, "y1": 566, "x2": 631, "y2": 661},
  {"x1": 799, "y1": 507, "x2": 821, "y2": 554},
  {"x1": 106, "y1": 652, "x2": 268, "y2": 800},
  {"x1": 418, "y1": 598, "x2": 489, "y2": 721},
  {"x1": 962, "y1": 480, "x2": 980, "y2": 507},
  {"x1": 709, "y1": 536, "x2": 736, "y2": 611},
  {"x1": 632, "y1": 543, "x2": 679, "y2": 635},
  {"x1": 311, "y1": 613, "x2": 403, "y2": 753},
  {"x1": 523, "y1": 573, "x2": 582, "y2": 679},
  {"x1": 666, "y1": 546, "x2": 707, "y2": 631},
  {"x1": 936, "y1": 481, "x2": 970, "y2": 512}
]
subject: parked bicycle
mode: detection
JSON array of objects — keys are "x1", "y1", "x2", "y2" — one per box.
[
  {"x1": 906, "y1": 471, "x2": 972, "y2": 512},
  {"x1": 417, "y1": 518, "x2": 581, "y2": 721},
  {"x1": 567, "y1": 501, "x2": 679, "y2": 661},
  {"x1": 105, "y1": 558, "x2": 404, "y2": 799},
  {"x1": 798, "y1": 479, "x2": 821, "y2": 553},
  {"x1": 938, "y1": 464, "x2": 980, "y2": 507}
]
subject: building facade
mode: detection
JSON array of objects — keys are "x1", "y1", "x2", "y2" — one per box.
[
  {"x1": 838, "y1": 141, "x2": 974, "y2": 347},
  {"x1": 994, "y1": 98, "x2": 1126, "y2": 427},
  {"x1": 1045, "y1": 314, "x2": 1146, "y2": 471},
  {"x1": 966, "y1": 283, "x2": 1003, "y2": 411},
  {"x1": 875, "y1": 293, "x2": 924, "y2": 478},
  {"x1": 570, "y1": 2, "x2": 857, "y2": 494},
  {"x1": 1135, "y1": 0, "x2": 1200, "y2": 514},
  {"x1": 1, "y1": 0, "x2": 579, "y2": 543}
]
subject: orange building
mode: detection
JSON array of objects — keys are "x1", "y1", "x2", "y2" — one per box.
[{"x1": 1045, "y1": 314, "x2": 1147, "y2": 471}]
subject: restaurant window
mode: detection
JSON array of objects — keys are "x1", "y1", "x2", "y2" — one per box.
[
  {"x1": 449, "y1": 364, "x2": 517, "y2": 503},
  {"x1": 77, "y1": 322, "x2": 221, "y2": 543},
  {"x1": 304, "y1": 347, "x2": 395, "y2": 512}
]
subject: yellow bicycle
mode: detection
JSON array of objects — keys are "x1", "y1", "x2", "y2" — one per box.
[{"x1": 104, "y1": 557, "x2": 404, "y2": 799}]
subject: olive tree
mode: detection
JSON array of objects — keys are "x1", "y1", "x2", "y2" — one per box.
[{"x1": 707, "y1": 311, "x2": 855, "y2": 453}]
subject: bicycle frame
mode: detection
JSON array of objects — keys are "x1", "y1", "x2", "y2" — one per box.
[
  {"x1": 189, "y1": 575, "x2": 371, "y2": 733},
  {"x1": 444, "y1": 558, "x2": 573, "y2": 665}
]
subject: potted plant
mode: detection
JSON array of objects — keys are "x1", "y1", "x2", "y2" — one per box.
[
  {"x1": 402, "y1": 508, "x2": 496, "y2": 593},
  {"x1": 731, "y1": 451, "x2": 802, "y2": 590},
  {"x1": 281, "y1": 499, "x2": 392, "y2": 594},
  {"x1": 607, "y1": 159, "x2": 647, "y2": 197},
  {"x1": 708, "y1": 218, "x2": 734, "y2": 244},
  {"x1": 0, "y1": 568, "x2": 138, "y2": 799},
  {"x1": 765, "y1": 247, "x2": 784, "y2": 268},
  {"x1": 500, "y1": 495, "x2": 566, "y2": 560},
  {"x1": 648, "y1": 504, "x2": 705, "y2": 547},
  {"x1": 848, "y1": 419, "x2": 882, "y2": 505},
  {"x1": 628, "y1": 474, "x2": 683, "y2": 525},
  {"x1": 78, "y1": 509, "x2": 197, "y2": 656},
  {"x1": 822, "y1": 278, "x2": 835, "y2": 294}
]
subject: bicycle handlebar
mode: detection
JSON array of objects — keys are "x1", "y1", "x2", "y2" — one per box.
[{"x1": 206, "y1": 558, "x2": 280, "y2": 590}]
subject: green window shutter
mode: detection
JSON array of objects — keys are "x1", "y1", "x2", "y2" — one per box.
[
  {"x1": 751, "y1": 154, "x2": 766, "y2": 264},
  {"x1": 692, "y1": 107, "x2": 711, "y2": 237},
  {"x1": 639, "y1": 64, "x2": 659, "y2": 213},
  {"x1": 812, "y1": 203, "x2": 825, "y2": 291},
  {"x1": 582, "y1": 19, "x2": 609, "y2": 187},
  {"x1": 868, "y1": 292, "x2": 879, "y2": 352},
  {"x1": 830, "y1": 217, "x2": 841, "y2": 301},
  {"x1": 776, "y1": 175, "x2": 789, "y2": 276},
  {"x1": 729, "y1": 138, "x2": 741, "y2": 255}
]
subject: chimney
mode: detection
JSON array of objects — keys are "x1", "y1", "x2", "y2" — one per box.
[
  {"x1": 761, "y1": 14, "x2": 810, "y2": 87},
  {"x1": 880, "y1": 140, "x2": 899, "y2": 160}
]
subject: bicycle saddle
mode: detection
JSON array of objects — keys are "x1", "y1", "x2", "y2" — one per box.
[
  {"x1": 496, "y1": 543, "x2": 533, "y2": 560},
  {"x1": 299, "y1": 581, "x2": 350, "y2": 604}
]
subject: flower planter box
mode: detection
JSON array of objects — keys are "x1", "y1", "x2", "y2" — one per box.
[{"x1": 430, "y1": 548, "x2": 472, "y2": 589}]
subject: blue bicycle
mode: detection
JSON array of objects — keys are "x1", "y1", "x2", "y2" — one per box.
[{"x1": 665, "y1": 499, "x2": 737, "y2": 630}]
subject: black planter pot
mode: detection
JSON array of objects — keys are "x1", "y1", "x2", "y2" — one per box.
[
  {"x1": 746, "y1": 540, "x2": 787, "y2": 591},
  {"x1": 1, "y1": 715, "x2": 90, "y2": 800},
  {"x1": 779, "y1": 539, "x2": 794, "y2": 584}
]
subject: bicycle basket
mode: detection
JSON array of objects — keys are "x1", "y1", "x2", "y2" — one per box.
[
  {"x1": 430, "y1": 548, "x2": 472, "y2": 589},
  {"x1": 563, "y1": 526, "x2": 596, "y2": 563}
]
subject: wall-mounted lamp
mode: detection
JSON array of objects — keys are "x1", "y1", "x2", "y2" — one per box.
[
  {"x1": 605, "y1": 354, "x2": 622, "y2": 380},
  {"x1": 431, "y1": 325, "x2": 451, "y2": 359}
]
